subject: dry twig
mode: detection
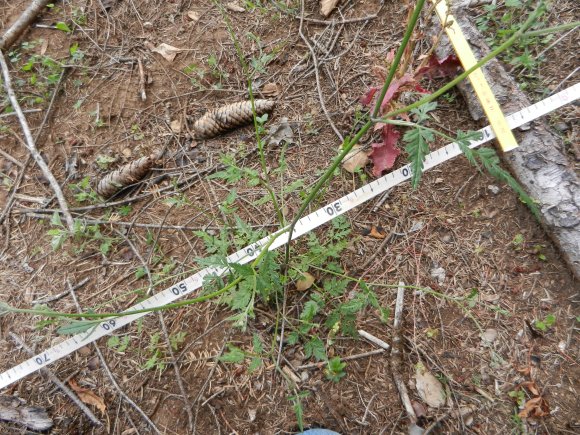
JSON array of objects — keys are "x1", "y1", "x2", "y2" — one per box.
[
  {"x1": 0, "y1": 0, "x2": 52, "y2": 50},
  {"x1": 0, "y1": 51, "x2": 75, "y2": 231},
  {"x1": 8, "y1": 332, "x2": 103, "y2": 427},
  {"x1": 391, "y1": 282, "x2": 418, "y2": 426},
  {"x1": 67, "y1": 281, "x2": 161, "y2": 434}
]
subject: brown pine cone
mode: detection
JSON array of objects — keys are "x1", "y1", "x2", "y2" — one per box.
[
  {"x1": 192, "y1": 99, "x2": 275, "y2": 139},
  {"x1": 96, "y1": 154, "x2": 157, "y2": 199}
]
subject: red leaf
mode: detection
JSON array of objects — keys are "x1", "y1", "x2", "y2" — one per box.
[
  {"x1": 416, "y1": 54, "x2": 462, "y2": 79},
  {"x1": 380, "y1": 74, "x2": 415, "y2": 112},
  {"x1": 360, "y1": 87, "x2": 379, "y2": 106},
  {"x1": 369, "y1": 124, "x2": 401, "y2": 177}
]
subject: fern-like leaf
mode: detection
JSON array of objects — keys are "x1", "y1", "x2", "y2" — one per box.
[{"x1": 404, "y1": 127, "x2": 434, "y2": 189}]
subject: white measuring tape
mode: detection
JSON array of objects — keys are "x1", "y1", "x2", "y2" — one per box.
[{"x1": 1, "y1": 83, "x2": 578, "y2": 390}]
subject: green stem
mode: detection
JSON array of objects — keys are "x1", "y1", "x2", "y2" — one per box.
[
  {"x1": 522, "y1": 20, "x2": 579, "y2": 38},
  {"x1": 281, "y1": 3, "x2": 545, "y2": 271},
  {"x1": 283, "y1": 0, "x2": 428, "y2": 267},
  {"x1": 372, "y1": 0, "x2": 427, "y2": 118}
]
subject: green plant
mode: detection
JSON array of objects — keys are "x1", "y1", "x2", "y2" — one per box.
[
  {"x1": 288, "y1": 390, "x2": 309, "y2": 431},
  {"x1": 69, "y1": 176, "x2": 99, "y2": 203},
  {"x1": 512, "y1": 233, "x2": 525, "y2": 250},
  {"x1": 107, "y1": 335, "x2": 130, "y2": 353},
  {"x1": 534, "y1": 313, "x2": 555, "y2": 331},
  {"x1": 325, "y1": 356, "x2": 347, "y2": 382}
]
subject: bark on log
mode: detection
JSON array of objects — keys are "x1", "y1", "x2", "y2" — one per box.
[
  {"x1": 429, "y1": 10, "x2": 580, "y2": 279},
  {"x1": 0, "y1": 0, "x2": 52, "y2": 51},
  {"x1": 0, "y1": 395, "x2": 53, "y2": 431}
]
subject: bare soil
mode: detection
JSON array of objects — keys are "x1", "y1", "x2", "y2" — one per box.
[{"x1": 0, "y1": 1, "x2": 578, "y2": 434}]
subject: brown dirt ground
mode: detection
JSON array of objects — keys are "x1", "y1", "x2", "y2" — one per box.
[{"x1": 0, "y1": 1, "x2": 578, "y2": 434}]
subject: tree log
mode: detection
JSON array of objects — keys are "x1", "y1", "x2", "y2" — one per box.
[{"x1": 429, "y1": 10, "x2": 580, "y2": 279}]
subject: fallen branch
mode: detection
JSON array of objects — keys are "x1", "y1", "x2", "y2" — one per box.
[
  {"x1": 0, "y1": 51, "x2": 75, "y2": 232},
  {"x1": 9, "y1": 332, "x2": 102, "y2": 427},
  {"x1": 0, "y1": 0, "x2": 52, "y2": 50}
]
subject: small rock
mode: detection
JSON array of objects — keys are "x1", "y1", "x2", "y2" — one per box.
[
  {"x1": 226, "y1": 2, "x2": 245, "y2": 12},
  {"x1": 480, "y1": 328, "x2": 498, "y2": 345},
  {"x1": 488, "y1": 185, "x2": 500, "y2": 195},
  {"x1": 143, "y1": 21, "x2": 153, "y2": 28},
  {"x1": 187, "y1": 10, "x2": 200, "y2": 22},
  {"x1": 554, "y1": 122, "x2": 569, "y2": 132},
  {"x1": 430, "y1": 266, "x2": 446, "y2": 284}
]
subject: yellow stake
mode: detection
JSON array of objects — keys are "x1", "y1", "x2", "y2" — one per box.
[{"x1": 432, "y1": 0, "x2": 518, "y2": 152}]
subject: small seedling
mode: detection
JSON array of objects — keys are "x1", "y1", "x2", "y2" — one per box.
[
  {"x1": 534, "y1": 313, "x2": 555, "y2": 332},
  {"x1": 325, "y1": 356, "x2": 347, "y2": 382},
  {"x1": 512, "y1": 233, "x2": 525, "y2": 250}
]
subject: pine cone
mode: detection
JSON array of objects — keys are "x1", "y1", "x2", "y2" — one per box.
[
  {"x1": 192, "y1": 99, "x2": 275, "y2": 139},
  {"x1": 96, "y1": 154, "x2": 157, "y2": 199}
]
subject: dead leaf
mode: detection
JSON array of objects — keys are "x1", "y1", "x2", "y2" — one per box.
[
  {"x1": 296, "y1": 272, "x2": 315, "y2": 291},
  {"x1": 69, "y1": 379, "x2": 106, "y2": 413},
  {"x1": 521, "y1": 381, "x2": 540, "y2": 396},
  {"x1": 40, "y1": 38, "x2": 48, "y2": 55},
  {"x1": 415, "y1": 364, "x2": 445, "y2": 408},
  {"x1": 320, "y1": 0, "x2": 340, "y2": 17},
  {"x1": 149, "y1": 43, "x2": 184, "y2": 62},
  {"x1": 416, "y1": 54, "x2": 462, "y2": 79},
  {"x1": 368, "y1": 225, "x2": 387, "y2": 239},
  {"x1": 261, "y1": 83, "x2": 281, "y2": 97},
  {"x1": 368, "y1": 124, "x2": 401, "y2": 177},
  {"x1": 518, "y1": 396, "x2": 550, "y2": 418},
  {"x1": 187, "y1": 10, "x2": 200, "y2": 21},
  {"x1": 170, "y1": 119, "x2": 181, "y2": 133},
  {"x1": 342, "y1": 145, "x2": 369, "y2": 174},
  {"x1": 267, "y1": 117, "x2": 294, "y2": 146},
  {"x1": 226, "y1": 2, "x2": 245, "y2": 12}
]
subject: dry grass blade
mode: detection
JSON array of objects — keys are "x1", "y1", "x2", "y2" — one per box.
[
  {"x1": 192, "y1": 99, "x2": 275, "y2": 139},
  {"x1": 96, "y1": 154, "x2": 157, "y2": 199}
]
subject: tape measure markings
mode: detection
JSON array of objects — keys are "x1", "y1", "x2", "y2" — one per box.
[{"x1": 1, "y1": 83, "x2": 578, "y2": 390}]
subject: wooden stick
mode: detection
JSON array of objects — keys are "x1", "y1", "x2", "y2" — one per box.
[
  {"x1": 391, "y1": 282, "x2": 418, "y2": 425},
  {"x1": 0, "y1": 0, "x2": 52, "y2": 50},
  {"x1": 358, "y1": 329, "x2": 390, "y2": 351},
  {"x1": 296, "y1": 349, "x2": 385, "y2": 370},
  {"x1": 9, "y1": 333, "x2": 103, "y2": 427},
  {"x1": 0, "y1": 50, "x2": 75, "y2": 232}
]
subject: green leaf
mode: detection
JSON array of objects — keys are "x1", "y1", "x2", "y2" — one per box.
[
  {"x1": 219, "y1": 344, "x2": 245, "y2": 363},
  {"x1": 300, "y1": 300, "x2": 319, "y2": 322},
  {"x1": 404, "y1": 127, "x2": 433, "y2": 189},
  {"x1": 248, "y1": 357, "x2": 262, "y2": 373},
  {"x1": 51, "y1": 211, "x2": 63, "y2": 227},
  {"x1": 57, "y1": 320, "x2": 99, "y2": 335},
  {"x1": 544, "y1": 314, "x2": 556, "y2": 327},
  {"x1": 410, "y1": 101, "x2": 437, "y2": 123},
  {"x1": 55, "y1": 22, "x2": 72, "y2": 33},
  {"x1": 252, "y1": 333, "x2": 263, "y2": 354},
  {"x1": 304, "y1": 336, "x2": 326, "y2": 361},
  {"x1": 456, "y1": 130, "x2": 483, "y2": 170}
]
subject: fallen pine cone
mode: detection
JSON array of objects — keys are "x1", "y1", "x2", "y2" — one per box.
[
  {"x1": 192, "y1": 99, "x2": 275, "y2": 139},
  {"x1": 96, "y1": 154, "x2": 157, "y2": 199}
]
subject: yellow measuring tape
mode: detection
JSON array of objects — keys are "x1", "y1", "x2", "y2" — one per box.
[{"x1": 432, "y1": 0, "x2": 518, "y2": 152}]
